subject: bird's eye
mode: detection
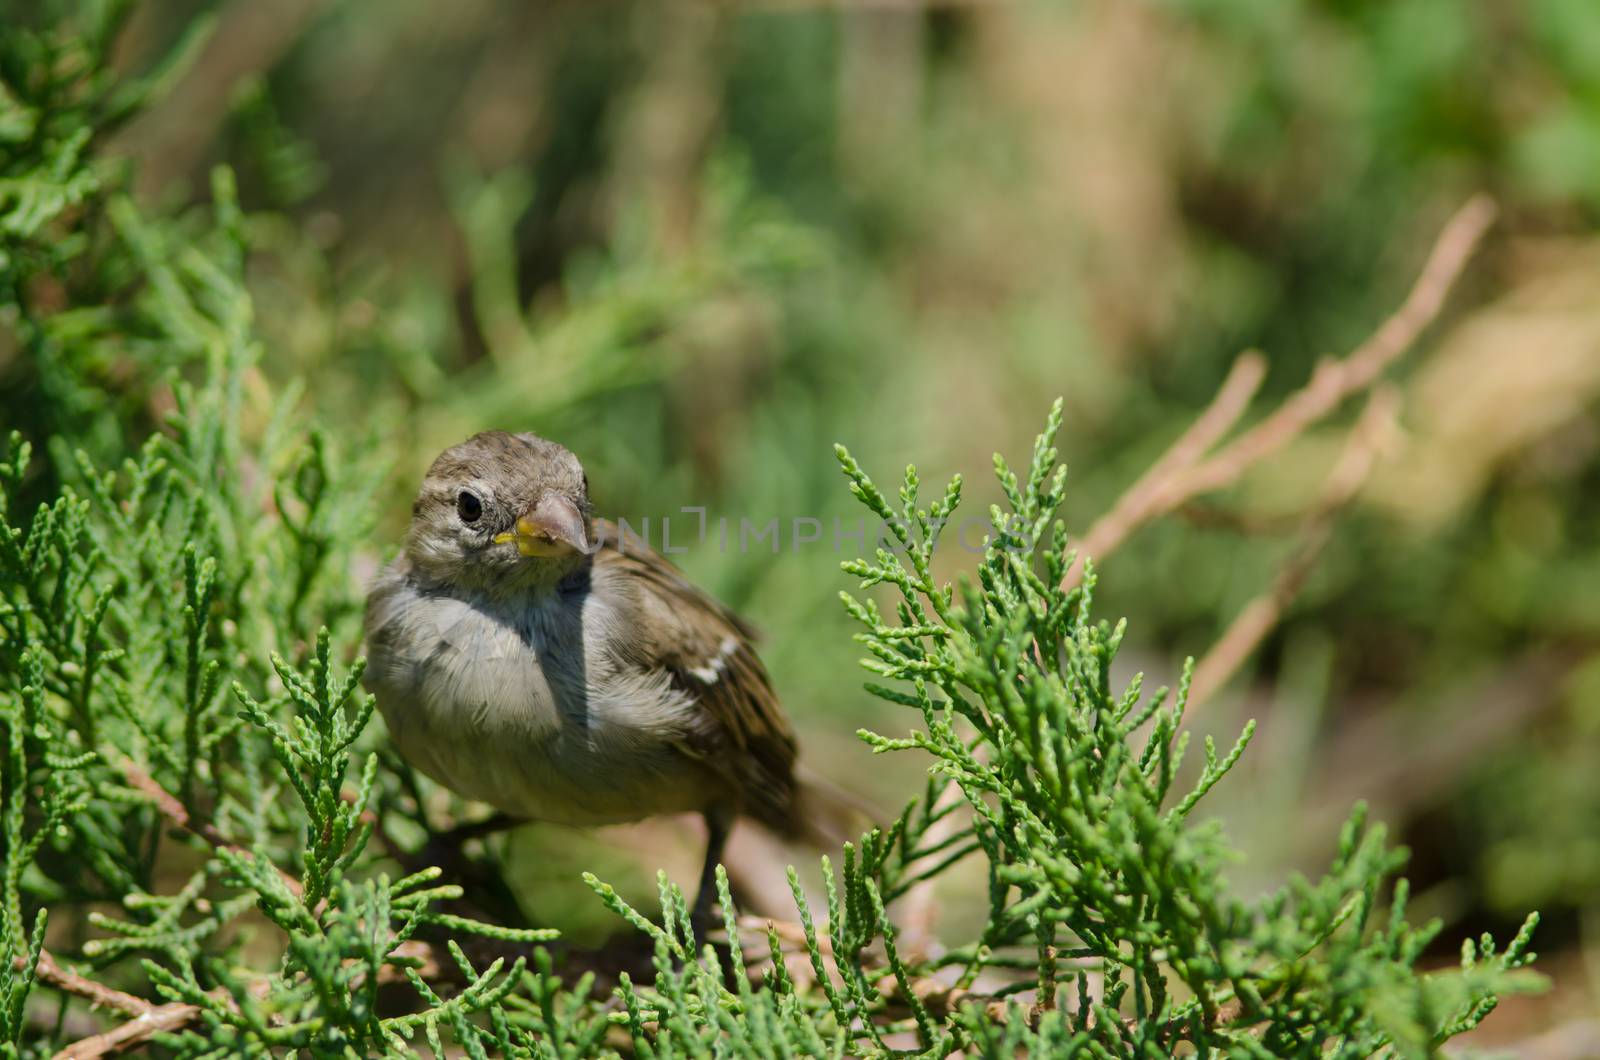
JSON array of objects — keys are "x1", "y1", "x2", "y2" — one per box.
[{"x1": 456, "y1": 490, "x2": 483, "y2": 523}]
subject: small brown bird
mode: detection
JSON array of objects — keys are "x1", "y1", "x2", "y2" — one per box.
[{"x1": 363, "y1": 430, "x2": 857, "y2": 925}]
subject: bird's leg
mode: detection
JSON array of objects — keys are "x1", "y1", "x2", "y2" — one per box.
[
  {"x1": 414, "y1": 811, "x2": 521, "y2": 879},
  {"x1": 690, "y1": 806, "x2": 734, "y2": 943},
  {"x1": 440, "y1": 811, "x2": 521, "y2": 846}
]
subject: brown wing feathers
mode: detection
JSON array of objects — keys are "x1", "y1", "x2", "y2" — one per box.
[{"x1": 591, "y1": 520, "x2": 802, "y2": 836}]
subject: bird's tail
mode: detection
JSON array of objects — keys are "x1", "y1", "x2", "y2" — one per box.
[{"x1": 785, "y1": 766, "x2": 878, "y2": 851}]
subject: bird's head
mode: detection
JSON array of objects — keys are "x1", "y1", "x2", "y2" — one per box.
[{"x1": 404, "y1": 430, "x2": 595, "y2": 593}]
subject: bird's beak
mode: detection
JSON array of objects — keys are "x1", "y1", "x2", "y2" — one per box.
[{"x1": 494, "y1": 495, "x2": 593, "y2": 557}]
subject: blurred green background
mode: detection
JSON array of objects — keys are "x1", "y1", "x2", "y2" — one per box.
[{"x1": 6, "y1": 0, "x2": 1600, "y2": 1048}]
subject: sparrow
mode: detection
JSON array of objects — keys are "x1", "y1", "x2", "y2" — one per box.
[{"x1": 363, "y1": 430, "x2": 858, "y2": 926}]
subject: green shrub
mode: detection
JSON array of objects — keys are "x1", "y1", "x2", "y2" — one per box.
[{"x1": 0, "y1": 4, "x2": 1545, "y2": 1057}]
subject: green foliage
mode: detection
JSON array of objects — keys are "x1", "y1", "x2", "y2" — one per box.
[
  {"x1": 5, "y1": 325, "x2": 1544, "y2": 1055},
  {"x1": 826, "y1": 410, "x2": 1542, "y2": 1056},
  {"x1": 1, "y1": 0, "x2": 210, "y2": 315},
  {"x1": 12, "y1": 0, "x2": 1596, "y2": 932},
  {"x1": 0, "y1": 2, "x2": 1557, "y2": 1056}
]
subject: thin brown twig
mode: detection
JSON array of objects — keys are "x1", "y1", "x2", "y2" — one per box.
[
  {"x1": 28, "y1": 950, "x2": 157, "y2": 1020},
  {"x1": 23, "y1": 949, "x2": 202, "y2": 1059},
  {"x1": 42, "y1": 766, "x2": 277, "y2": 1056},
  {"x1": 119, "y1": 758, "x2": 304, "y2": 897},
  {"x1": 1063, "y1": 351, "x2": 1268, "y2": 591},
  {"x1": 118, "y1": 761, "x2": 440, "y2": 981},
  {"x1": 36, "y1": 939, "x2": 438, "y2": 1060},
  {"x1": 1188, "y1": 386, "x2": 1401, "y2": 710},
  {"x1": 42, "y1": 768, "x2": 440, "y2": 1057},
  {"x1": 53, "y1": 1001, "x2": 202, "y2": 1059},
  {"x1": 1172, "y1": 501, "x2": 1304, "y2": 537},
  {"x1": 1169, "y1": 196, "x2": 1494, "y2": 499},
  {"x1": 1061, "y1": 194, "x2": 1496, "y2": 593}
]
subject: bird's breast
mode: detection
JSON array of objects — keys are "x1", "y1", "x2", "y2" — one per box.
[{"x1": 363, "y1": 573, "x2": 713, "y2": 825}]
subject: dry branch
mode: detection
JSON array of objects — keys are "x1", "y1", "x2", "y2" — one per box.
[
  {"x1": 38, "y1": 767, "x2": 277, "y2": 1056},
  {"x1": 1188, "y1": 386, "x2": 1401, "y2": 709},
  {"x1": 28, "y1": 951, "x2": 154, "y2": 1020},
  {"x1": 39, "y1": 763, "x2": 442, "y2": 1057},
  {"x1": 1062, "y1": 195, "x2": 1496, "y2": 592},
  {"x1": 23, "y1": 949, "x2": 203, "y2": 1059},
  {"x1": 53, "y1": 1000, "x2": 200, "y2": 1059},
  {"x1": 117, "y1": 760, "x2": 441, "y2": 979},
  {"x1": 120, "y1": 758, "x2": 304, "y2": 897},
  {"x1": 1063, "y1": 350, "x2": 1267, "y2": 590}
]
